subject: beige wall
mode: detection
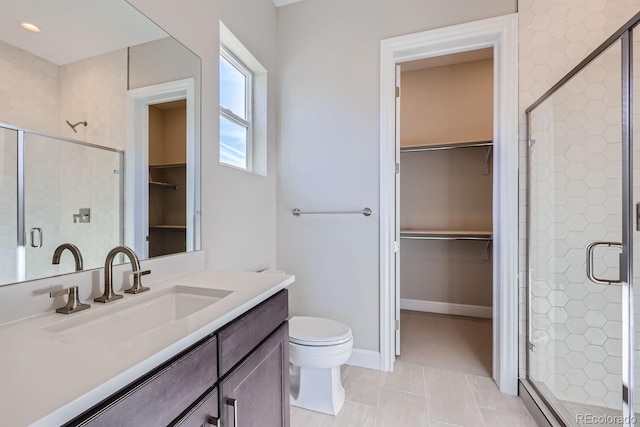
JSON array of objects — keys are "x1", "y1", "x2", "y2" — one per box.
[
  {"x1": 277, "y1": 0, "x2": 516, "y2": 353},
  {"x1": 401, "y1": 59, "x2": 493, "y2": 146}
]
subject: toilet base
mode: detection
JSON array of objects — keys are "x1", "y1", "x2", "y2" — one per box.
[{"x1": 290, "y1": 364, "x2": 345, "y2": 415}]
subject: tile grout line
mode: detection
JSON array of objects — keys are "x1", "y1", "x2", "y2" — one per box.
[
  {"x1": 423, "y1": 365, "x2": 432, "y2": 427},
  {"x1": 464, "y1": 372, "x2": 487, "y2": 427}
]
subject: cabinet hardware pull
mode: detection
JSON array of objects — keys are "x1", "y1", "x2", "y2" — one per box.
[
  {"x1": 206, "y1": 415, "x2": 221, "y2": 427},
  {"x1": 227, "y1": 398, "x2": 238, "y2": 427}
]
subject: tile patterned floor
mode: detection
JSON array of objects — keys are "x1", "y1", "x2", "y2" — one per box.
[{"x1": 291, "y1": 311, "x2": 539, "y2": 427}]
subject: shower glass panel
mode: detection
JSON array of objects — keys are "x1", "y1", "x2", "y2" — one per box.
[
  {"x1": 0, "y1": 129, "x2": 18, "y2": 284},
  {"x1": 528, "y1": 39, "x2": 624, "y2": 425},
  {"x1": 23, "y1": 132, "x2": 123, "y2": 281}
]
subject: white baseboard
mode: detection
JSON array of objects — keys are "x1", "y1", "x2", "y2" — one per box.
[
  {"x1": 346, "y1": 349, "x2": 381, "y2": 371},
  {"x1": 400, "y1": 298, "x2": 493, "y2": 319}
]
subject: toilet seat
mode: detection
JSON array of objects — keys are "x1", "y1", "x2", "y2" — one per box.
[{"x1": 289, "y1": 316, "x2": 352, "y2": 346}]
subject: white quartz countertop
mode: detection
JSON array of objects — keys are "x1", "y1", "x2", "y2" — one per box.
[{"x1": 0, "y1": 269, "x2": 295, "y2": 426}]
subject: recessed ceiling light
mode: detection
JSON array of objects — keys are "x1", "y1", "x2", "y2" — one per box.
[{"x1": 18, "y1": 21, "x2": 41, "y2": 33}]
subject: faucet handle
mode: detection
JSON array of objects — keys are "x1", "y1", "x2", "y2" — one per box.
[
  {"x1": 125, "y1": 270, "x2": 151, "y2": 295},
  {"x1": 50, "y1": 286, "x2": 91, "y2": 314}
]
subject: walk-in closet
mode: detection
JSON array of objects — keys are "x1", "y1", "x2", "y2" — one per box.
[
  {"x1": 397, "y1": 48, "x2": 495, "y2": 376},
  {"x1": 148, "y1": 99, "x2": 187, "y2": 257}
]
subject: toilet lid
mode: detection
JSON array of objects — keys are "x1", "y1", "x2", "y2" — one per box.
[{"x1": 289, "y1": 316, "x2": 352, "y2": 346}]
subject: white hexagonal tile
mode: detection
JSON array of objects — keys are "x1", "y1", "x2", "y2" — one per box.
[
  {"x1": 566, "y1": 317, "x2": 588, "y2": 335},
  {"x1": 565, "y1": 265, "x2": 584, "y2": 283},
  {"x1": 532, "y1": 314, "x2": 552, "y2": 331},
  {"x1": 584, "y1": 310, "x2": 607, "y2": 328},
  {"x1": 566, "y1": 334, "x2": 588, "y2": 352},
  {"x1": 565, "y1": 300, "x2": 588, "y2": 318},
  {"x1": 603, "y1": 303, "x2": 622, "y2": 322},
  {"x1": 584, "y1": 328, "x2": 607, "y2": 346},
  {"x1": 565, "y1": 197, "x2": 587, "y2": 214},
  {"x1": 548, "y1": 290, "x2": 569, "y2": 307},
  {"x1": 566, "y1": 368, "x2": 588, "y2": 386},
  {"x1": 584, "y1": 205, "x2": 607, "y2": 222},
  {"x1": 565, "y1": 162, "x2": 587, "y2": 180},
  {"x1": 603, "y1": 321, "x2": 622, "y2": 339},
  {"x1": 565, "y1": 284, "x2": 592, "y2": 300},
  {"x1": 603, "y1": 373, "x2": 620, "y2": 392},
  {"x1": 584, "y1": 293, "x2": 607, "y2": 311},
  {"x1": 565, "y1": 181, "x2": 588, "y2": 198},
  {"x1": 584, "y1": 345, "x2": 608, "y2": 363},
  {"x1": 584, "y1": 363, "x2": 607, "y2": 381},
  {"x1": 584, "y1": 380, "x2": 607, "y2": 398},
  {"x1": 532, "y1": 297, "x2": 552, "y2": 314},
  {"x1": 604, "y1": 355, "x2": 622, "y2": 374}
]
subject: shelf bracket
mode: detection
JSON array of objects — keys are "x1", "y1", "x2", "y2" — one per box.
[
  {"x1": 483, "y1": 146, "x2": 493, "y2": 175},
  {"x1": 484, "y1": 240, "x2": 492, "y2": 261}
]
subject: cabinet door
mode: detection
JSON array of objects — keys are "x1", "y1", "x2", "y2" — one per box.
[
  {"x1": 172, "y1": 388, "x2": 219, "y2": 427},
  {"x1": 220, "y1": 322, "x2": 290, "y2": 427}
]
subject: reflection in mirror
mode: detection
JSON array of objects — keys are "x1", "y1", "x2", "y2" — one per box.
[{"x1": 0, "y1": 0, "x2": 201, "y2": 286}]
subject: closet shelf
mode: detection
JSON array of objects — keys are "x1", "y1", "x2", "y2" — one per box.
[
  {"x1": 400, "y1": 140, "x2": 493, "y2": 153},
  {"x1": 149, "y1": 181, "x2": 177, "y2": 189},
  {"x1": 400, "y1": 230, "x2": 492, "y2": 241},
  {"x1": 149, "y1": 225, "x2": 187, "y2": 230},
  {"x1": 149, "y1": 163, "x2": 186, "y2": 169}
]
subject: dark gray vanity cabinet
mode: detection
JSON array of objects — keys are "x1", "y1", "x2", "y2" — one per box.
[
  {"x1": 219, "y1": 323, "x2": 290, "y2": 427},
  {"x1": 65, "y1": 289, "x2": 289, "y2": 427}
]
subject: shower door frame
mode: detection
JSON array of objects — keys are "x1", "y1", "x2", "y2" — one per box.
[
  {"x1": 0, "y1": 122, "x2": 125, "y2": 286},
  {"x1": 525, "y1": 11, "x2": 640, "y2": 426}
]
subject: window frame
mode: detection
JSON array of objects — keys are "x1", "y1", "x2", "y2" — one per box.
[{"x1": 219, "y1": 45, "x2": 253, "y2": 170}]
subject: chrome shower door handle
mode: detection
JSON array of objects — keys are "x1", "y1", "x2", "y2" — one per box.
[
  {"x1": 29, "y1": 227, "x2": 43, "y2": 248},
  {"x1": 586, "y1": 241, "x2": 622, "y2": 285}
]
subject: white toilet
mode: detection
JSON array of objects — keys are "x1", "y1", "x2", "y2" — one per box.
[{"x1": 288, "y1": 316, "x2": 353, "y2": 415}]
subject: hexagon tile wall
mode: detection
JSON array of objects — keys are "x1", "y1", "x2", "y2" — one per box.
[{"x1": 518, "y1": 0, "x2": 639, "y2": 413}]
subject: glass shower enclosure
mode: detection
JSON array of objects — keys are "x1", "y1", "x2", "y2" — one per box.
[
  {"x1": 0, "y1": 124, "x2": 123, "y2": 286},
  {"x1": 527, "y1": 13, "x2": 640, "y2": 427}
]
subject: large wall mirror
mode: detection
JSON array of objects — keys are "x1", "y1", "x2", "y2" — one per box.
[{"x1": 0, "y1": 0, "x2": 201, "y2": 287}]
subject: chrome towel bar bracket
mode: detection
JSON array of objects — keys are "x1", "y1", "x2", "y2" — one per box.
[{"x1": 292, "y1": 208, "x2": 372, "y2": 217}]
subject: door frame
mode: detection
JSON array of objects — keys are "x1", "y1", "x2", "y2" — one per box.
[
  {"x1": 125, "y1": 78, "x2": 198, "y2": 258},
  {"x1": 379, "y1": 14, "x2": 519, "y2": 394}
]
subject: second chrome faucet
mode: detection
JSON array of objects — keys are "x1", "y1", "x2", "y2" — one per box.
[{"x1": 94, "y1": 246, "x2": 151, "y2": 303}]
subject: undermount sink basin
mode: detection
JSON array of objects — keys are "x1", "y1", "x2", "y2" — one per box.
[{"x1": 44, "y1": 286, "x2": 232, "y2": 343}]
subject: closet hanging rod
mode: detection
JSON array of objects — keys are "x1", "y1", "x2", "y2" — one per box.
[
  {"x1": 400, "y1": 140, "x2": 493, "y2": 153},
  {"x1": 399, "y1": 231, "x2": 492, "y2": 241},
  {"x1": 399, "y1": 235, "x2": 492, "y2": 241},
  {"x1": 292, "y1": 208, "x2": 372, "y2": 217}
]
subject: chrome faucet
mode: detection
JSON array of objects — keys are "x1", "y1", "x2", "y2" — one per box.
[
  {"x1": 95, "y1": 246, "x2": 150, "y2": 303},
  {"x1": 51, "y1": 243, "x2": 84, "y2": 271}
]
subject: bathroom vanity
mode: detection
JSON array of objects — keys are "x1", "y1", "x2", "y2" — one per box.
[{"x1": 0, "y1": 269, "x2": 294, "y2": 426}]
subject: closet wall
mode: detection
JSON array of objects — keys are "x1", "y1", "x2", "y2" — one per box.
[{"x1": 400, "y1": 53, "x2": 494, "y2": 317}]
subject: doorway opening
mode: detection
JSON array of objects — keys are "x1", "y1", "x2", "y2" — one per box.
[
  {"x1": 397, "y1": 49, "x2": 494, "y2": 377},
  {"x1": 379, "y1": 14, "x2": 518, "y2": 394},
  {"x1": 125, "y1": 78, "x2": 197, "y2": 260},
  {"x1": 148, "y1": 99, "x2": 187, "y2": 257}
]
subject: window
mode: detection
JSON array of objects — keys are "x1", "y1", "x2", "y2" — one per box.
[{"x1": 219, "y1": 47, "x2": 252, "y2": 170}]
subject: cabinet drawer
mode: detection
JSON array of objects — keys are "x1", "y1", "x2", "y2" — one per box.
[
  {"x1": 218, "y1": 289, "x2": 288, "y2": 376},
  {"x1": 172, "y1": 388, "x2": 219, "y2": 427},
  {"x1": 67, "y1": 335, "x2": 218, "y2": 427}
]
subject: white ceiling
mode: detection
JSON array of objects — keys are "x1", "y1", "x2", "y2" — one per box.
[{"x1": 0, "y1": 0, "x2": 167, "y2": 65}]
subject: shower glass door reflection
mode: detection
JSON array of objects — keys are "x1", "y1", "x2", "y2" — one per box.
[{"x1": 528, "y1": 39, "x2": 624, "y2": 425}]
